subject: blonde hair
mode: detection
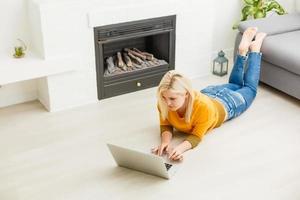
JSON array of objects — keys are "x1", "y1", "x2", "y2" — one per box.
[{"x1": 157, "y1": 70, "x2": 195, "y2": 123}]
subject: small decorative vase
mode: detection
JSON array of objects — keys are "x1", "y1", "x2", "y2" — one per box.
[{"x1": 13, "y1": 39, "x2": 27, "y2": 58}]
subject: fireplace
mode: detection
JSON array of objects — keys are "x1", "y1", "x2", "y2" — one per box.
[{"x1": 94, "y1": 15, "x2": 176, "y2": 99}]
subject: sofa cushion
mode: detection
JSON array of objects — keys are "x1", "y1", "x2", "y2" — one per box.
[
  {"x1": 239, "y1": 13, "x2": 300, "y2": 36},
  {"x1": 261, "y1": 30, "x2": 300, "y2": 76}
]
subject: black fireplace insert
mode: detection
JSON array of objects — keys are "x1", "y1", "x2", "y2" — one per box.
[{"x1": 94, "y1": 15, "x2": 176, "y2": 99}]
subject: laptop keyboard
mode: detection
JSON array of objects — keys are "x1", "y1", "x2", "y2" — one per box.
[{"x1": 164, "y1": 163, "x2": 173, "y2": 171}]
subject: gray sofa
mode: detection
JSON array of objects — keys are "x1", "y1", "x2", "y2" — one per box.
[{"x1": 234, "y1": 13, "x2": 300, "y2": 100}]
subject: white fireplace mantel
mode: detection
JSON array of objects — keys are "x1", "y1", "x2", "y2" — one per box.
[
  {"x1": 87, "y1": 1, "x2": 177, "y2": 28},
  {"x1": 25, "y1": 0, "x2": 214, "y2": 111}
]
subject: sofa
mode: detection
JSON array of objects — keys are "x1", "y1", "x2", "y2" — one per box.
[{"x1": 234, "y1": 13, "x2": 300, "y2": 100}]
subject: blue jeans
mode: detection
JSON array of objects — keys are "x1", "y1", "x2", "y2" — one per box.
[{"x1": 201, "y1": 52, "x2": 262, "y2": 120}]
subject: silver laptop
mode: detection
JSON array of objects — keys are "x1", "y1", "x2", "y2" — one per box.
[{"x1": 107, "y1": 143, "x2": 180, "y2": 179}]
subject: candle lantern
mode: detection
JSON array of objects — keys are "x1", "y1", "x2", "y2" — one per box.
[{"x1": 213, "y1": 50, "x2": 228, "y2": 76}]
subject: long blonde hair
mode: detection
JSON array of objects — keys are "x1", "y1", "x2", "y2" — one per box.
[{"x1": 157, "y1": 70, "x2": 195, "y2": 123}]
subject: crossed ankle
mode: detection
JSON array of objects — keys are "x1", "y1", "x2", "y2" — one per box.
[{"x1": 238, "y1": 49, "x2": 248, "y2": 56}]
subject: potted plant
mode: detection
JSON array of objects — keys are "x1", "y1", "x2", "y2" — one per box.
[
  {"x1": 233, "y1": 0, "x2": 287, "y2": 29},
  {"x1": 13, "y1": 39, "x2": 27, "y2": 58}
]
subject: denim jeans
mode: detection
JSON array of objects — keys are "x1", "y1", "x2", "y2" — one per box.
[{"x1": 201, "y1": 52, "x2": 262, "y2": 120}]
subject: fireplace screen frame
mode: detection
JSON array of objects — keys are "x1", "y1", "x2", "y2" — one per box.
[{"x1": 94, "y1": 15, "x2": 176, "y2": 100}]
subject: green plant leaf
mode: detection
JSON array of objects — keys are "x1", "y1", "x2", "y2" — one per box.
[
  {"x1": 267, "y1": 1, "x2": 280, "y2": 11},
  {"x1": 244, "y1": 0, "x2": 254, "y2": 5},
  {"x1": 254, "y1": 9, "x2": 266, "y2": 18},
  {"x1": 232, "y1": 21, "x2": 240, "y2": 30},
  {"x1": 241, "y1": 5, "x2": 254, "y2": 21},
  {"x1": 266, "y1": 1, "x2": 286, "y2": 14},
  {"x1": 233, "y1": 0, "x2": 286, "y2": 31},
  {"x1": 253, "y1": 0, "x2": 261, "y2": 7},
  {"x1": 275, "y1": 8, "x2": 286, "y2": 15}
]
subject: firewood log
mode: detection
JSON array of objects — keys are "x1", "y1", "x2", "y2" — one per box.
[
  {"x1": 152, "y1": 58, "x2": 161, "y2": 65},
  {"x1": 123, "y1": 53, "x2": 133, "y2": 68},
  {"x1": 127, "y1": 52, "x2": 143, "y2": 65},
  {"x1": 132, "y1": 63, "x2": 143, "y2": 69},
  {"x1": 124, "y1": 48, "x2": 147, "y2": 61},
  {"x1": 106, "y1": 56, "x2": 116, "y2": 74},
  {"x1": 133, "y1": 48, "x2": 143, "y2": 54},
  {"x1": 147, "y1": 60, "x2": 156, "y2": 66},
  {"x1": 142, "y1": 52, "x2": 154, "y2": 60},
  {"x1": 117, "y1": 52, "x2": 127, "y2": 71},
  {"x1": 132, "y1": 48, "x2": 154, "y2": 61}
]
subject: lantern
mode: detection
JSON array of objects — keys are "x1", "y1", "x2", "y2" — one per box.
[{"x1": 213, "y1": 50, "x2": 228, "y2": 76}]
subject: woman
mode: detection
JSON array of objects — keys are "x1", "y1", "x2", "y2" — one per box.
[{"x1": 152, "y1": 27, "x2": 267, "y2": 161}]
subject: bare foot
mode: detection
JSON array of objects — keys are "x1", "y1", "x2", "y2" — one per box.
[
  {"x1": 250, "y1": 32, "x2": 267, "y2": 53},
  {"x1": 238, "y1": 27, "x2": 258, "y2": 56}
]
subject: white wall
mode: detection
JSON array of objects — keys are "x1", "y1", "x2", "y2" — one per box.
[
  {"x1": 0, "y1": 0, "x2": 31, "y2": 54},
  {"x1": 280, "y1": 0, "x2": 298, "y2": 13},
  {"x1": 212, "y1": 0, "x2": 297, "y2": 59},
  {"x1": 296, "y1": 0, "x2": 300, "y2": 11},
  {"x1": 212, "y1": 0, "x2": 242, "y2": 59},
  {"x1": 0, "y1": 0, "x2": 37, "y2": 107}
]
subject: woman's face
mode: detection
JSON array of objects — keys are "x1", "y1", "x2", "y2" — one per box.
[{"x1": 162, "y1": 90, "x2": 187, "y2": 111}]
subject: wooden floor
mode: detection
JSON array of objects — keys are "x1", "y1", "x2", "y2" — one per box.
[{"x1": 0, "y1": 75, "x2": 300, "y2": 200}]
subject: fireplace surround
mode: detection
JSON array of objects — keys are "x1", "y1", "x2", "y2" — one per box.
[
  {"x1": 94, "y1": 15, "x2": 176, "y2": 99},
  {"x1": 15, "y1": 0, "x2": 214, "y2": 112}
]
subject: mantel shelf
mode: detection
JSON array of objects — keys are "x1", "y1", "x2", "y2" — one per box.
[{"x1": 0, "y1": 52, "x2": 80, "y2": 85}]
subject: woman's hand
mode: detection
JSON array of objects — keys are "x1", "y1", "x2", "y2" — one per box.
[
  {"x1": 152, "y1": 131, "x2": 173, "y2": 156},
  {"x1": 151, "y1": 142, "x2": 171, "y2": 156},
  {"x1": 168, "y1": 145, "x2": 184, "y2": 161},
  {"x1": 168, "y1": 141, "x2": 192, "y2": 161}
]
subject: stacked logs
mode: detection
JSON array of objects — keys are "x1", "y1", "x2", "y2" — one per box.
[{"x1": 105, "y1": 48, "x2": 166, "y2": 76}]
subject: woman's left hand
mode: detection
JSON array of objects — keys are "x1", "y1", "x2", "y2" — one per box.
[
  {"x1": 168, "y1": 145, "x2": 184, "y2": 161},
  {"x1": 168, "y1": 140, "x2": 192, "y2": 161}
]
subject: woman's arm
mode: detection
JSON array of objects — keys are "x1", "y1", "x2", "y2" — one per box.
[
  {"x1": 185, "y1": 135, "x2": 202, "y2": 148},
  {"x1": 161, "y1": 130, "x2": 172, "y2": 144},
  {"x1": 168, "y1": 140, "x2": 192, "y2": 161},
  {"x1": 176, "y1": 140, "x2": 192, "y2": 152}
]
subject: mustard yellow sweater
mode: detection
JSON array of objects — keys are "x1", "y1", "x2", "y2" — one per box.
[{"x1": 158, "y1": 90, "x2": 226, "y2": 148}]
